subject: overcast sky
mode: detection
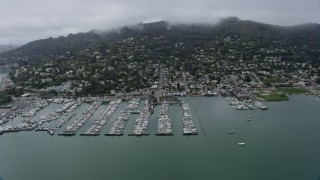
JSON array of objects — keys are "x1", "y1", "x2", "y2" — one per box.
[{"x1": 0, "y1": 0, "x2": 319, "y2": 44}]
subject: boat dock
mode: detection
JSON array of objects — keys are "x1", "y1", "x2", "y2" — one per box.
[
  {"x1": 21, "y1": 100, "x2": 49, "y2": 117},
  {"x1": 0, "y1": 97, "x2": 206, "y2": 137},
  {"x1": 55, "y1": 100, "x2": 83, "y2": 129},
  {"x1": 0, "y1": 99, "x2": 82, "y2": 135},
  {"x1": 126, "y1": 98, "x2": 140, "y2": 114},
  {"x1": 20, "y1": 110, "x2": 62, "y2": 132},
  {"x1": 55, "y1": 100, "x2": 77, "y2": 113},
  {"x1": 31, "y1": 112, "x2": 61, "y2": 128},
  {"x1": 181, "y1": 103, "x2": 198, "y2": 135},
  {"x1": 225, "y1": 97, "x2": 255, "y2": 110},
  {"x1": 105, "y1": 98, "x2": 139, "y2": 136},
  {"x1": 130, "y1": 99, "x2": 152, "y2": 136},
  {"x1": 254, "y1": 101, "x2": 268, "y2": 110},
  {"x1": 81, "y1": 99, "x2": 121, "y2": 136},
  {"x1": 61, "y1": 101, "x2": 101, "y2": 136},
  {"x1": 156, "y1": 103, "x2": 173, "y2": 136},
  {"x1": 105, "y1": 111, "x2": 130, "y2": 136},
  {"x1": 36, "y1": 111, "x2": 77, "y2": 135},
  {"x1": 34, "y1": 99, "x2": 83, "y2": 135},
  {"x1": 35, "y1": 127, "x2": 55, "y2": 135}
]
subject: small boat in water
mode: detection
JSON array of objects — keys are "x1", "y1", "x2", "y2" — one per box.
[
  {"x1": 247, "y1": 114, "x2": 251, "y2": 121},
  {"x1": 237, "y1": 142, "x2": 246, "y2": 146},
  {"x1": 228, "y1": 131, "x2": 235, "y2": 134}
]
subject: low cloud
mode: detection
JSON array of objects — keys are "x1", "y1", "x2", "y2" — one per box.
[{"x1": 0, "y1": 0, "x2": 319, "y2": 44}]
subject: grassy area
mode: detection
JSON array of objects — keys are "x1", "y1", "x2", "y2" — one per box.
[
  {"x1": 261, "y1": 77, "x2": 281, "y2": 84},
  {"x1": 258, "y1": 93, "x2": 289, "y2": 101},
  {"x1": 278, "y1": 87, "x2": 308, "y2": 94}
]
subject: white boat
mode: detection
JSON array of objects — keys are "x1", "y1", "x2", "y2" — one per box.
[
  {"x1": 237, "y1": 142, "x2": 246, "y2": 146},
  {"x1": 247, "y1": 114, "x2": 251, "y2": 121}
]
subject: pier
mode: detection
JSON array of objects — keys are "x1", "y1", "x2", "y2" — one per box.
[
  {"x1": 34, "y1": 99, "x2": 83, "y2": 135},
  {"x1": 30, "y1": 112, "x2": 61, "y2": 129},
  {"x1": 36, "y1": 111, "x2": 77, "y2": 135},
  {"x1": 2, "y1": 100, "x2": 76, "y2": 135},
  {"x1": 18, "y1": 109, "x2": 63, "y2": 133},
  {"x1": 181, "y1": 103, "x2": 198, "y2": 135},
  {"x1": 35, "y1": 127, "x2": 55, "y2": 135},
  {"x1": 105, "y1": 98, "x2": 139, "y2": 136},
  {"x1": 254, "y1": 101, "x2": 268, "y2": 110},
  {"x1": 81, "y1": 99, "x2": 121, "y2": 136},
  {"x1": 54, "y1": 100, "x2": 77, "y2": 113},
  {"x1": 156, "y1": 103, "x2": 173, "y2": 136},
  {"x1": 225, "y1": 97, "x2": 268, "y2": 110},
  {"x1": 61, "y1": 101, "x2": 101, "y2": 135},
  {"x1": 105, "y1": 110, "x2": 130, "y2": 136},
  {"x1": 130, "y1": 99, "x2": 152, "y2": 136},
  {"x1": 126, "y1": 98, "x2": 140, "y2": 113},
  {"x1": 21, "y1": 100, "x2": 49, "y2": 117},
  {"x1": 2, "y1": 96, "x2": 210, "y2": 137}
]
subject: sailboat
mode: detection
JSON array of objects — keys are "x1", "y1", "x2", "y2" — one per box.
[
  {"x1": 227, "y1": 117, "x2": 235, "y2": 134},
  {"x1": 238, "y1": 115, "x2": 251, "y2": 146},
  {"x1": 246, "y1": 113, "x2": 251, "y2": 121}
]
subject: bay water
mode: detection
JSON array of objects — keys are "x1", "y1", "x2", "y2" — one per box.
[{"x1": 0, "y1": 90, "x2": 320, "y2": 179}]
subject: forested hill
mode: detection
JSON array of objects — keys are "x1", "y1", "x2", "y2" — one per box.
[
  {"x1": 5, "y1": 17, "x2": 320, "y2": 94},
  {"x1": 7, "y1": 17, "x2": 320, "y2": 58}
]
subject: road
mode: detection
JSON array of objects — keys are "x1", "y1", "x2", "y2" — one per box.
[
  {"x1": 155, "y1": 68, "x2": 164, "y2": 98},
  {"x1": 182, "y1": 72, "x2": 190, "y2": 94}
]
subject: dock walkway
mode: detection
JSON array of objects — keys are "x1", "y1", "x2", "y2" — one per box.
[
  {"x1": 81, "y1": 99, "x2": 121, "y2": 136},
  {"x1": 181, "y1": 103, "x2": 198, "y2": 135},
  {"x1": 61, "y1": 101, "x2": 101, "y2": 136},
  {"x1": 106, "y1": 98, "x2": 139, "y2": 136},
  {"x1": 130, "y1": 99, "x2": 152, "y2": 136},
  {"x1": 156, "y1": 103, "x2": 173, "y2": 136}
]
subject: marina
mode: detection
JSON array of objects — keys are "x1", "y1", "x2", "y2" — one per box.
[
  {"x1": 35, "y1": 99, "x2": 83, "y2": 135},
  {"x1": 125, "y1": 98, "x2": 140, "y2": 114},
  {"x1": 105, "y1": 111, "x2": 130, "y2": 136},
  {"x1": 60, "y1": 101, "x2": 101, "y2": 136},
  {"x1": 81, "y1": 99, "x2": 121, "y2": 136},
  {"x1": 105, "y1": 98, "x2": 140, "y2": 136},
  {"x1": 0, "y1": 95, "x2": 320, "y2": 180},
  {"x1": 254, "y1": 101, "x2": 268, "y2": 110},
  {"x1": 21, "y1": 100, "x2": 49, "y2": 117},
  {"x1": 156, "y1": 103, "x2": 173, "y2": 136},
  {"x1": 0, "y1": 12, "x2": 320, "y2": 179},
  {"x1": 225, "y1": 97, "x2": 267, "y2": 110},
  {"x1": 130, "y1": 99, "x2": 152, "y2": 136},
  {"x1": 1, "y1": 101, "x2": 70, "y2": 134},
  {"x1": 29, "y1": 112, "x2": 61, "y2": 129},
  {"x1": 181, "y1": 103, "x2": 198, "y2": 135},
  {"x1": 0, "y1": 95, "x2": 268, "y2": 137}
]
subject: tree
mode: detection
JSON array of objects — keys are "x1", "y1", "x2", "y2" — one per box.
[
  {"x1": 0, "y1": 94, "x2": 12, "y2": 105},
  {"x1": 244, "y1": 75, "x2": 251, "y2": 82}
]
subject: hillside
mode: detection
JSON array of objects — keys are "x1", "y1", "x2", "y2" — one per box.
[
  {"x1": 8, "y1": 17, "x2": 320, "y2": 58},
  {"x1": 2, "y1": 18, "x2": 320, "y2": 95}
]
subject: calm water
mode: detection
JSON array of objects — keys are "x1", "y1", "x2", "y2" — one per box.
[{"x1": 1, "y1": 95, "x2": 320, "y2": 180}]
